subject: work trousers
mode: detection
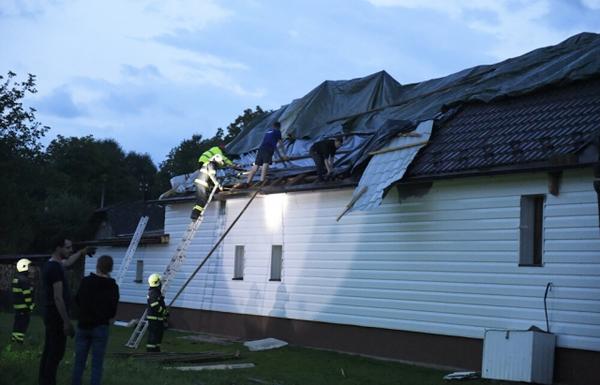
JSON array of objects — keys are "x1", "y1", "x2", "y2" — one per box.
[
  {"x1": 12, "y1": 311, "x2": 30, "y2": 343},
  {"x1": 71, "y1": 325, "x2": 109, "y2": 385},
  {"x1": 309, "y1": 150, "x2": 327, "y2": 181},
  {"x1": 146, "y1": 319, "x2": 164, "y2": 352},
  {"x1": 39, "y1": 308, "x2": 67, "y2": 385}
]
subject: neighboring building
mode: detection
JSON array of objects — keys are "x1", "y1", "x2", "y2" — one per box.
[{"x1": 87, "y1": 35, "x2": 600, "y2": 384}]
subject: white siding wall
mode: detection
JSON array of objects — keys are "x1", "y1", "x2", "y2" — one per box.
[{"x1": 88, "y1": 168, "x2": 600, "y2": 352}]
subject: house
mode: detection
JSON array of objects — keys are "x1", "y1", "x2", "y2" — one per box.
[{"x1": 86, "y1": 33, "x2": 600, "y2": 384}]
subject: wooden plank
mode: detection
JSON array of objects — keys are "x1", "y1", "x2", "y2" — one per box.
[{"x1": 169, "y1": 363, "x2": 255, "y2": 371}]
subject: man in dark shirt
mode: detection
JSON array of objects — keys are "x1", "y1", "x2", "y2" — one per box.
[
  {"x1": 309, "y1": 137, "x2": 342, "y2": 181},
  {"x1": 243, "y1": 121, "x2": 288, "y2": 187},
  {"x1": 72, "y1": 255, "x2": 119, "y2": 385},
  {"x1": 39, "y1": 238, "x2": 91, "y2": 385}
]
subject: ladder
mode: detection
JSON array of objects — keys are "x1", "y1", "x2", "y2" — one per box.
[
  {"x1": 115, "y1": 216, "x2": 149, "y2": 287},
  {"x1": 125, "y1": 185, "x2": 219, "y2": 349}
]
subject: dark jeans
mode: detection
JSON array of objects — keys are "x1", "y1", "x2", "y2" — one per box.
[
  {"x1": 310, "y1": 150, "x2": 327, "y2": 180},
  {"x1": 71, "y1": 325, "x2": 109, "y2": 385},
  {"x1": 39, "y1": 308, "x2": 67, "y2": 385},
  {"x1": 12, "y1": 311, "x2": 30, "y2": 342}
]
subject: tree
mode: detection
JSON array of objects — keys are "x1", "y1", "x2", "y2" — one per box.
[
  {"x1": 223, "y1": 105, "x2": 265, "y2": 143},
  {"x1": 0, "y1": 71, "x2": 49, "y2": 158},
  {"x1": 155, "y1": 105, "x2": 267, "y2": 193},
  {"x1": 0, "y1": 71, "x2": 49, "y2": 253}
]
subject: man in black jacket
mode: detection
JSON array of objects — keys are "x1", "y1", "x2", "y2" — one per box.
[
  {"x1": 71, "y1": 255, "x2": 119, "y2": 385},
  {"x1": 11, "y1": 258, "x2": 34, "y2": 344},
  {"x1": 309, "y1": 137, "x2": 342, "y2": 181}
]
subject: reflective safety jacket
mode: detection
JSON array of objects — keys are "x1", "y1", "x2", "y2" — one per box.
[
  {"x1": 195, "y1": 161, "x2": 220, "y2": 191},
  {"x1": 147, "y1": 286, "x2": 168, "y2": 321},
  {"x1": 12, "y1": 272, "x2": 34, "y2": 312},
  {"x1": 198, "y1": 146, "x2": 233, "y2": 166}
]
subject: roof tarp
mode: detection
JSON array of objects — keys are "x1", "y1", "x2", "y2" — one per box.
[{"x1": 227, "y1": 33, "x2": 600, "y2": 163}]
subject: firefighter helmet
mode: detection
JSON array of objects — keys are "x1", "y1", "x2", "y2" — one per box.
[
  {"x1": 148, "y1": 273, "x2": 161, "y2": 287},
  {"x1": 17, "y1": 258, "x2": 31, "y2": 273},
  {"x1": 211, "y1": 153, "x2": 224, "y2": 165}
]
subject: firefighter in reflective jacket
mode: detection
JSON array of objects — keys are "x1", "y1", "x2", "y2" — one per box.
[
  {"x1": 146, "y1": 273, "x2": 168, "y2": 352},
  {"x1": 198, "y1": 145, "x2": 233, "y2": 167},
  {"x1": 191, "y1": 153, "x2": 225, "y2": 220},
  {"x1": 12, "y1": 258, "x2": 34, "y2": 343}
]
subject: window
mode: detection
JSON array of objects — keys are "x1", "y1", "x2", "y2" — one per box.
[
  {"x1": 233, "y1": 245, "x2": 244, "y2": 280},
  {"x1": 519, "y1": 195, "x2": 545, "y2": 266},
  {"x1": 270, "y1": 245, "x2": 283, "y2": 281},
  {"x1": 219, "y1": 200, "x2": 227, "y2": 216},
  {"x1": 135, "y1": 260, "x2": 144, "y2": 283}
]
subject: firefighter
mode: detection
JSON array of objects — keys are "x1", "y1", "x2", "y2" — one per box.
[
  {"x1": 11, "y1": 258, "x2": 34, "y2": 344},
  {"x1": 146, "y1": 273, "x2": 168, "y2": 352},
  {"x1": 198, "y1": 145, "x2": 233, "y2": 167},
  {"x1": 190, "y1": 153, "x2": 225, "y2": 220}
]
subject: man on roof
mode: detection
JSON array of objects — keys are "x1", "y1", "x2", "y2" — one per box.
[
  {"x1": 240, "y1": 121, "x2": 288, "y2": 188},
  {"x1": 198, "y1": 145, "x2": 234, "y2": 167},
  {"x1": 191, "y1": 153, "x2": 225, "y2": 220},
  {"x1": 309, "y1": 137, "x2": 343, "y2": 182}
]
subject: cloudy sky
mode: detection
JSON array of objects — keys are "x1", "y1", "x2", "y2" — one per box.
[{"x1": 2, "y1": 0, "x2": 600, "y2": 165}]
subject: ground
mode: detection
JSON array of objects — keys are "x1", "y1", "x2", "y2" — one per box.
[{"x1": 0, "y1": 312, "x2": 511, "y2": 385}]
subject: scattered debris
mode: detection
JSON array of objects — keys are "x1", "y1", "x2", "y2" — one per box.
[
  {"x1": 243, "y1": 338, "x2": 288, "y2": 352},
  {"x1": 247, "y1": 378, "x2": 274, "y2": 385},
  {"x1": 111, "y1": 351, "x2": 240, "y2": 364},
  {"x1": 168, "y1": 363, "x2": 255, "y2": 371},
  {"x1": 113, "y1": 319, "x2": 137, "y2": 327},
  {"x1": 443, "y1": 371, "x2": 480, "y2": 381},
  {"x1": 177, "y1": 333, "x2": 237, "y2": 345}
]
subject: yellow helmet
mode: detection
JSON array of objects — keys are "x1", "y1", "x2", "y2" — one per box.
[
  {"x1": 17, "y1": 258, "x2": 31, "y2": 273},
  {"x1": 148, "y1": 273, "x2": 161, "y2": 287}
]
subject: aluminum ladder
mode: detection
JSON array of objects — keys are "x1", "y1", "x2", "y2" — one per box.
[
  {"x1": 114, "y1": 216, "x2": 149, "y2": 287},
  {"x1": 125, "y1": 185, "x2": 219, "y2": 349}
]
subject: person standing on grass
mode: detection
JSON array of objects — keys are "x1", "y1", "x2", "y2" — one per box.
[
  {"x1": 11, "y1": 258, "x2": 34, "y2": 344},
  {"x1": 146, "y1": 273, "x2": 168, "y2": 352},
  {"x1": 71, "y1": 255, "x2": 119, "y2": 385},
  {"x1": 38, "y1": 238, "x2": 93, "y2": 385}
]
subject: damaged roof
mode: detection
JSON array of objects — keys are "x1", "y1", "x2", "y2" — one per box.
[
  {"x1": 227, "y1": 32, "x2": 600, "y2": 163},
  {"x1": 407, "y1": 76, "x2": 600, "y2": 178}
]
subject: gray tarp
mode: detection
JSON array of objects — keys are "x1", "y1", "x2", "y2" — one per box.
[
  {"x1": 227, "y1": 32, "x2": 600, "y2": 165},
  {"x1": 166, "y1": 33, "x2": 600, "y2": 207}
]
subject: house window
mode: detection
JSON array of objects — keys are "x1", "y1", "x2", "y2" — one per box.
[
  {"x1": 270, "y1": 245, "x2": 283, "y2": 281},
  {"x1": 219, "y1": 200, "x2": 226, "y2": 216},
  {"x1": 519, "y1": 195, "x2": 545, "y2": 266},
  {"x1": 135, "y1": 260, "x2": 144, "y2": 283},
  {"x1": 233, "y1": 245, "x2": 244, "y2": 280}
]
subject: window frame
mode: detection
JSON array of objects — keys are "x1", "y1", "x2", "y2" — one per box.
[
  {"x1": 270, "y1": 245, "x2": 283, "y2": 281},
  {"x1": 519, "y1": 194, "x2": 545, "y2": 267}
]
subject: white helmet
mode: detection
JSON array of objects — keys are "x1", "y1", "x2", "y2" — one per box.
[
  {"x1": 17, "y1": 258, "x2": 31, "y2": 273},
  {"x1": 211, "y1": 153, "x2": 224, "y2": 165},
  {"x1": 148, "y1": 273, "x2": 161, "y2": 287}
]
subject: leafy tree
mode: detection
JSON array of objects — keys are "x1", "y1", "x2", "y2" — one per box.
[
  {"x1": 0, "y1": 71, "x2": 49, "y2": 158},
  {"x1": 154, "y1": 105, "x2": 267, "y2": 193},
  {"x1": 0, "y1": 71, "x2": 49, "y2": 253},
  {"x1": 223, "y1": 105, "x2": 265, "y2": 143}
]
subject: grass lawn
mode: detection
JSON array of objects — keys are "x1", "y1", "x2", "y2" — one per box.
[{"x1": 0, "y1": 312, "x2": 510, "y2": 385}]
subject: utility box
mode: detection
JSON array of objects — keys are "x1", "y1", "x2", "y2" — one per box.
[{"x1": 482, "y1": 329, "x2": 556, "y2": 384}]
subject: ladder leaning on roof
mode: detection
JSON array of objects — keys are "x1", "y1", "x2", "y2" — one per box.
[
  {"x1": 125, "y1": 185, "x2": 221, "y2": 349},
  {"x1": 114, "y1": 216, "x2": 149, "y2": 287}
]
